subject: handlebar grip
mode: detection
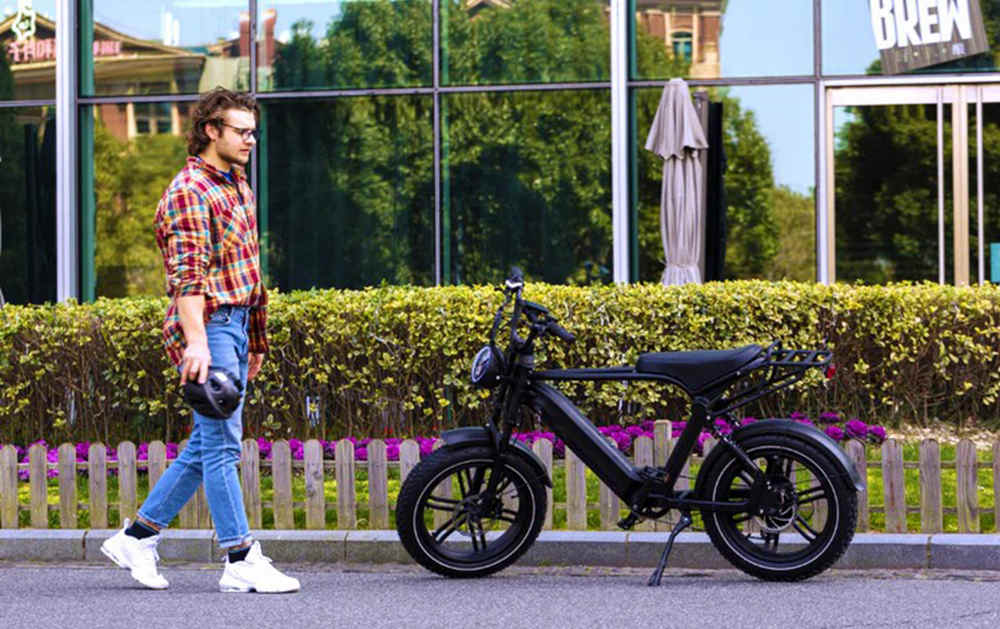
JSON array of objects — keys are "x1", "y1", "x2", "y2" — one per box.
[{"x1": 547, "y1": 321, "x2": 575, "y2": 343}]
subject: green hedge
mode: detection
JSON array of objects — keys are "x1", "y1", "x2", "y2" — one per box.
[{"x1": 1, "y1": 281, "x2": 999, "y2": 445}]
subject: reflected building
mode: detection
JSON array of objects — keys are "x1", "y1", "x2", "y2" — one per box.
[
  {"x1": 635, "y1": 0, "x2": 721, "y2": 78},
  {"x1": 1, "y1": 8, "x2": 278, "y2": 140}
]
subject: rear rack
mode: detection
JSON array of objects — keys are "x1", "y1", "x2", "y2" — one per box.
[{"x1": 714, "y1": 341, "x2": 832, "y2": 417}]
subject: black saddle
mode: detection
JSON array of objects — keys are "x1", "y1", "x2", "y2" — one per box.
[{"x1": 635, "y1": 344, "x2": 764, "y2": 393}]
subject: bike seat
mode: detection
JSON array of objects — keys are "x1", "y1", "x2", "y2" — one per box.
[{"x1": 635, "y1": 344, "x2": 764, "y2": 393}]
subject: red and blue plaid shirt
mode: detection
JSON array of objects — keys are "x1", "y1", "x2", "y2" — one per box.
[{"x1": 155, "y1": 156, "x2": 269, "y2": 366}]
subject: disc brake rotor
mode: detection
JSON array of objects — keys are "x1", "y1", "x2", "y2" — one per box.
[{"x1": 753, "y1": 480, "x2": 798, "y2": 534}]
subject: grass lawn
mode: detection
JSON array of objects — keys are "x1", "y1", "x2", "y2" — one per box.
[{"x1": 13, "y1": 442, "x2": 996, "y2": 533}]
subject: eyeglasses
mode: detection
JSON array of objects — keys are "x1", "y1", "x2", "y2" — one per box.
[{"x1": 216, "y1": 121, "x2": 259, "y2": 142}]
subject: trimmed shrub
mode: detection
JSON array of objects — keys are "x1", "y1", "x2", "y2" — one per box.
[{"x1": 1, "y1": 281, "x2": 998, "y2": 444}]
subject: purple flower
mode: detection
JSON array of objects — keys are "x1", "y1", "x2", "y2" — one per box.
[
  {"x1": 818, "y1": 411, "x2": 841, "y2": 424},
  {"x1": 614, "y1": 433, "x2": 632, "y2": 453},
  {"x1": 640, "y1": 420, "x2": 654, "y2": 432},
  {"x1": 845, "y1": 418, "x2": 868, "y2": 439},
  {"x1": 355, "y1": 446, "x2": 367, "y2": 462},
  {"x1": 256, "y1": 437, "x2": 272, "y2": 459},
  {"x1": 625, "y1": 425, "x2": 644, "y2": 438},
  {"x1": 867, "y1": 425, "x2": 887, "y2": 444},
  {"x1": 824, "y1": 425, "x2": 845, "y2": 441},
  {"x1": 386, "y1": 444, "x2": 400, "y2": 461},
  {"x1": 553, "y1": 439, "x2": 566, "y2": 458},
  {"x1": 789, "y1": 411, "x2": 808, "y2": 421}
]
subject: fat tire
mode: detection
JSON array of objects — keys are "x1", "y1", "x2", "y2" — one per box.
[
  {"x1": 699, "y1": 434, "x2": 857, "y2": 581},
  {"x1": 396, "y1": 445, "x2": 547, "y2": 578}
]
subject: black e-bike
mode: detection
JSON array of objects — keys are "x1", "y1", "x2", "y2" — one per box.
[{"x1": 396, "y1": 270, "x2": 862, "y2": 585}]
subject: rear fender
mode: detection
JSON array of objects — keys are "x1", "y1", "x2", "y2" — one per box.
[
  {"x1": 697, "y1": 419, "x2": 864, "y2": 492},
  {"x1": 439, "y1": 427, "x2": 552, "y2": 488}
]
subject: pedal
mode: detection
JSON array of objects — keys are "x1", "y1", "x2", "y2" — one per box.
[{"x1": 617, "y1": 511, "x2": 642, "y2": 530}]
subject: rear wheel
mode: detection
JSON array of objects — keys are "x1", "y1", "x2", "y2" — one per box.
[
  {"x1": 396, "y1": 446, "x2": 546, "y2": 578},
  {"x1": 699, "y1": 434, "x2": 857, "y2": 581}
]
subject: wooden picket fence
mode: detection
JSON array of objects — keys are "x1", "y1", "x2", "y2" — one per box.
[{"x1": 1, "y1": 420, "x2": 998, "y2": 533}]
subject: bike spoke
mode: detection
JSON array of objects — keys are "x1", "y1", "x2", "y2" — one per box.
[
  {"x1": 457, "y1": 470, "x2": 471, "y2": 498},
  {"x1": 762, "y1": 532, "x2": 779, "y2": 551},
  {"x1": 796, "y1": 485, "x2": 827, "y2": 505},
  {"x1": 467, "y1": 518, "x2": 487, "y2": 552},
  {"x1": 498, "y1": 508, "x2": 519, "y2": 523},
  {"x1": 425, "y1": 496, "x2": 460, "y2": 512},
  {"x1": 793, "y1": 514, "x2": 819, "y2": 541},
  {"x1": 432, "y1": 512, "x2": 467, "y2": 544},
  {"x1": 731, "y1": 512, "x2": 753, "y2": 525}
]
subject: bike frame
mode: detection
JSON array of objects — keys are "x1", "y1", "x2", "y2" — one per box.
[{"x1": 473, "y1": 274, "x2": 848, "y2": 523}]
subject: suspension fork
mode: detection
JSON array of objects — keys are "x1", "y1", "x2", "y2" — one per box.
[{"x1": 480, "y1": 361, "x2": 532, "y2": 499}]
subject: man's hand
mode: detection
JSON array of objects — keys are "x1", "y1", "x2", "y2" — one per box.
[
  {"x1": 180, "y1": 340, "x2": 212, "y2": 384},
  {"x1": 248, "y1": 352, "x2": 264, "y2": 381}
]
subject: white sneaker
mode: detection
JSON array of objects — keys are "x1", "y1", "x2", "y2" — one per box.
[
  {"x1": 218, "y1": 541, "x2": 300, "y2": 593},
  {"x1": 100, "y1": 518, "x2": 169, "y2": 590}
]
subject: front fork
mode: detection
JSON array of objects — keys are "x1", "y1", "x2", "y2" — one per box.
[{"x1": 481, "y1": 360, "x2": 533, "y2": 501}]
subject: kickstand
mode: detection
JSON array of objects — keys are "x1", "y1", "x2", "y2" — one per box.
[{"x1": 647, "y1": 511, "x2": 693, "y2": 587}]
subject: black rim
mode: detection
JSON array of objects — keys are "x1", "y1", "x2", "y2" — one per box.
[
  {"x1": 413, "y1": 458, "x2": 534, "y2": 567},
  {"x1": 710, "y1": 445, "x2": 838, "y2": 567}
]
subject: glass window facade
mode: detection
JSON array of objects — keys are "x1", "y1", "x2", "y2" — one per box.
[
  {"x1": 84, "y1": 1, "x2": 250, "y2": 96},
  {"x1": 1, "y1": 0, "x2": 57, "y2": 100},
  {"x1": 443, "y1": 0, "x2": 610, "y2": 86},
  {"x1": 633, "y1": 0, "x2": 813, "y2": 80},
  {"x1": 259, "y1": 0, "x2": 432, "y2": 91},
  {"x1": 443, "y1": 89, "x2": 612, "y2": 284},
  {"x1": 824, "y1": 0, "x2": 1000, "y2": 76},
  {"x1": 0, "y1": 105, "x2": 56, "y2": 304},
  {"x1": 634, "y1": 84, "x2": 814, "y2": 282},
  {"x1": 8, "y1": 1, "x2": 1000, "y2": 305},
  {"x1": 86, "y1": 101, "x2": 190, "y2": 298},
  {"x1": 262, "y1": 96, "x2": 435, "y2": 290}
]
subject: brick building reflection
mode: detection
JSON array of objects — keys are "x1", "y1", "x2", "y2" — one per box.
[{"x1": 0, "y1": 8, "x2": 277, "y2": 141}]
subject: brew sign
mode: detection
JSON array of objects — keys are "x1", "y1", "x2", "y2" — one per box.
[{"x1": 869, "y1": 0, "x2": 989, "y2": 73}]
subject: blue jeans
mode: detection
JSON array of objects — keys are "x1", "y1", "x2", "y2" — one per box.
[{"x1": 138, "y1": 305, "x2": 251, "y2": 548}]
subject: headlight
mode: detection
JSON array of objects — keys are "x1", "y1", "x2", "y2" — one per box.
[{"x1": 470, "y1": 345, "x2": 504, "y2": 388}]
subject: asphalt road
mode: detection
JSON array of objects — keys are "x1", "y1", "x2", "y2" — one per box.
[{"x1": 1, "y1": 562, "x2": 1000, "y2": 629}]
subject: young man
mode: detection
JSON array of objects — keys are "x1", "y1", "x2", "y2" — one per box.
[{"x1": 100, "y1": 87, "x2": 299, "y2": 593}]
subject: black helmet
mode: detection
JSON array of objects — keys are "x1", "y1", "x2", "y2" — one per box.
[
  {"x1": 470, "y1": 345, "x2": 505, "y2": 389},
  {"x1": 183, "y1": 367, "x2": 243, "y2": 419}
]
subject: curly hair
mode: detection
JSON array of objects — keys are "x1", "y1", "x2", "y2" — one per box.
[{"x1": 187, "y1": 87, "x2": 259, "y2": 156}]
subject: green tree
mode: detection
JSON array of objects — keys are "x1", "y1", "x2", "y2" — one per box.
[{"x1": 92, "y1": 123, "x2": 187, "y2": 297}]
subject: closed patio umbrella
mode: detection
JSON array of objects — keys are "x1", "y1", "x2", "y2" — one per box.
[{"x1": 645, "y1": 78, "x2": 708, "y2": 285}]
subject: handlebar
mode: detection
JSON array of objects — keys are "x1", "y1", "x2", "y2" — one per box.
[{"x1": 489, "y1": 267, "x2": 574, "y2": 351}]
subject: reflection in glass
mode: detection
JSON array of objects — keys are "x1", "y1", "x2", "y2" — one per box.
[
  {"x1": 968, "y1": 103, "x2": 1000, "y2": 285},
  {"x1": 634, "y1": 84, "x2": 814, "y2": 282},
  {"x1": 824, "y1": 1, "x2": 1000, "y2": 76},
  {"x1": 834, "y1": 104, "x2": 951, "y2": 284},
  {"x1": 0, "y1": 0, "x2": 57, "y2": 100},
  {"x1": 0, "y1": 105, "x2": 56, "y2": 304},
  {"x1": 263, "y1": 97, "x2": 434, "y2": 290},
  {"x1": 86, "y1": 1, "x2": 249, "y2": 96},
  {"x1": 634, "y1": 0, "x2": 811, "y2": 80},
  {"x1": 442, "y1": 0, "x2": 609, "y2": 86},
  {"x1": 444, "y1": 90, "x2": 612, "y2": 285},
  {"x1": 260, "y1": 0, "x2": 432, "y2": 91},
  {"x1": 90, "y1": 101, "x2": 191, "y2": 297}
]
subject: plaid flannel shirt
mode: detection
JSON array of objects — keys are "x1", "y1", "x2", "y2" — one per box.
[{"x1": 155, "y1": 156, "x2": 268, "y2": 366}]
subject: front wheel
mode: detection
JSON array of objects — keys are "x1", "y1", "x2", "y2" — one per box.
[
  {"x1": 699, "y1": 434, "x2": 858, "y2": 581},
  {"x1": 396, "y1": 446, "x2": 547, "y2": 578}
]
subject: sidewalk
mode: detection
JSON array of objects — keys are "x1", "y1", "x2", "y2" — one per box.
[{"x1": 2, "y1": 530, "x2": 1000, "y2": 570}]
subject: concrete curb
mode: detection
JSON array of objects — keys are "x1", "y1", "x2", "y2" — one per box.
[{"x1": 2, "y1": 530, "x2": 1000, "y2": 571}]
